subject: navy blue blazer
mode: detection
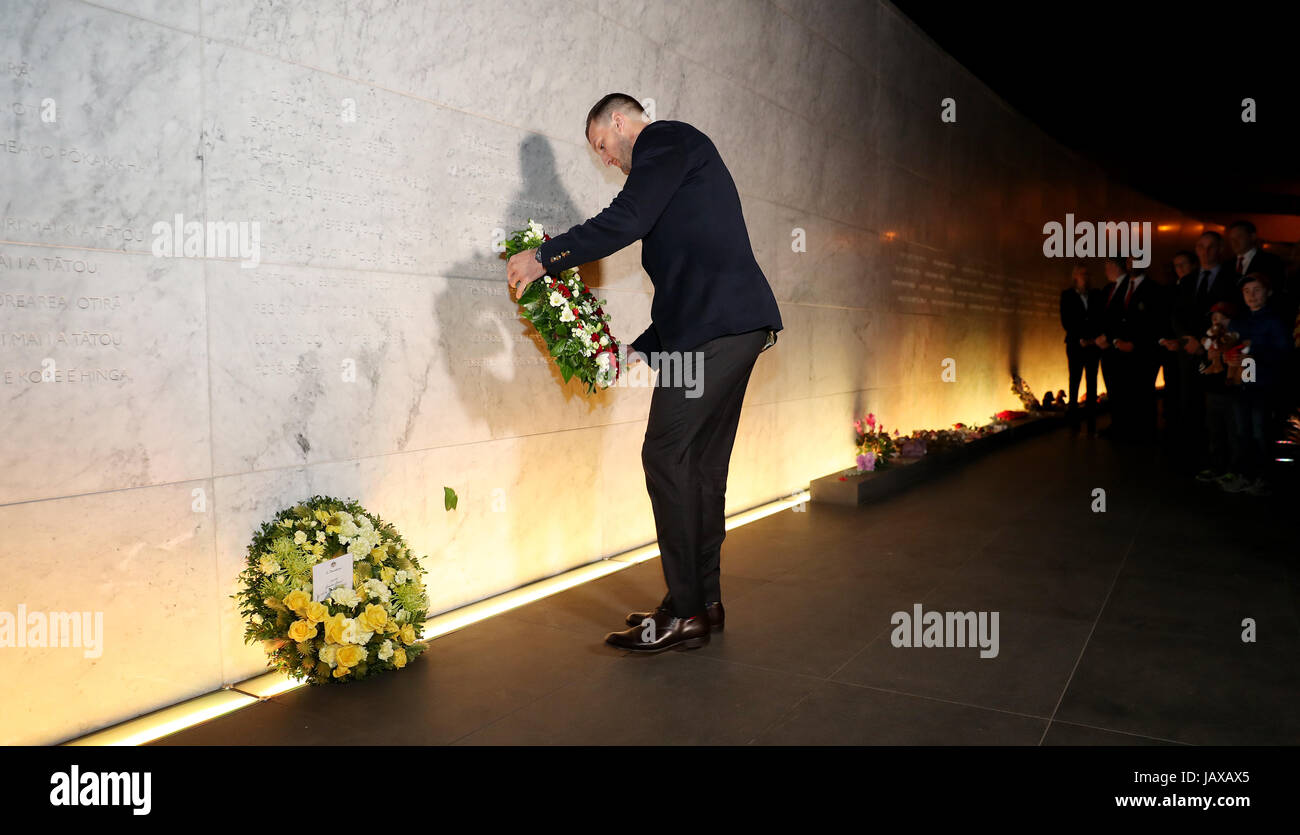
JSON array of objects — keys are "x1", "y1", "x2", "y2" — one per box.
[{"x1": 536, "y1": 119, "x2": 783, "y2": 355}]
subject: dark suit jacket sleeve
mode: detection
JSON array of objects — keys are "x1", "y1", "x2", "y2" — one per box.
[
  {"x1": 535, "y1": 126, "x2": 689, "y2": 275},
  {"x1": 630, "y1": 322, "x2": 662, "y2": 357}
]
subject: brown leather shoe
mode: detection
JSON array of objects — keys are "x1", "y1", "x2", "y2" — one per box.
[
  {"x1": 626, "y1": 601, "x2": 724, "y2": 631},
  {"x1": 606, "y1": 608, "x2": 710, "y2": 653}
]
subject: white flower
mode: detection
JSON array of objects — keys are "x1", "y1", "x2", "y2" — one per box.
[
  {"x1": 394, "y1": 569, "x2": 410, "y2": 586},
  {"x1": 316, "y1": 531, "x2": 326, "y2": 542},
  {"x1": 600, "y1": 334, "x2": 610, "y2": 346},
  {"x1": 251, "y1": 613, "x2": 264, "y2": 625},
  {"x1": 293, "y1": 530, "x2": 307, "y2": 545},
  {"x1": 319, "y1": 644, "x2": 339, "y2": 668},
  {"x1": 378, "y1": 640, "x2": 394, "y2": 661},
  {"x1": 330, "y1": 585, "x2": 361, "y2": 609},
  {"x1": 559, "y1": 305, "x2": 576, "y2": 323},
  {"x1": 341, "y1": 617, "x2": 374, "y2": 646},
  {"x1": 363, "y1": 578, "x2": 391, "y2": 602},
  {"x1": 549, "y1": 290, "x2": 565, "y2": 308},
  {"x1": 258, "y1": 555, "x2": 279, "y2": 575}
]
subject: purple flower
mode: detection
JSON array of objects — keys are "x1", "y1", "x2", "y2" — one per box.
[{"x1": 856, "y1": 452, "x2": 877, "y2": 472}]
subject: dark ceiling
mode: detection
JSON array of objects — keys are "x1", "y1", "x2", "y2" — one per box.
[{"x1": 892, "y1": 0, "x2": 1300, "y2": 241}]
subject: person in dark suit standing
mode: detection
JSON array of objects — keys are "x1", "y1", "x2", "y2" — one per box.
[
  {"x1": 1160, "y1": 250, "x2": 1205, "y2": 458},
  {"x1": 1096, "y1": 257, "x2": 1130, "y2": 438},
  {"x1": 1226, "y1": 220, "x2": 1286, "y2": 288},
  {"x1": 1059, "y1": 262, "x2": 1101, "y2": 434},
  {"x1": 1113, "y1": 255, "x2": 1166, "y2": 441},
  {"x1": 505, "y1": 93, "x2": 783, "y2": 653}
]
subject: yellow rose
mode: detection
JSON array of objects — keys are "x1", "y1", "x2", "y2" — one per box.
[
  {"x1": 370, "y1": 546, "x2": 386, "y2": 565},
  {"x1": 323, "y1": 613, "x2": 348, "y2": 645},
  {"x1": 384, "y1": 620, "x2": 400, "y2": 634},
  {"x1": 332, "y1": 665, "x2": 350, "y2": 678},
  {"x1": 336, "y1": 644, "x2": 365, "y2": 668},
  {"x1": 304, "y1": 601, "x2": 329, "y2": 623},
  {"x1": 282, "y1": 590, "x2": 311, "y2": 615},
  {"x1": 392, "y1": 648, "x2": 407, "y2": 669},
  {"x1": 287, "y1": 619, "x2": 317, "y2": 642},
  {"x1": 358, "y1": 603, "x2": 388, "y2": 633},
  {"x1": 380, "y1": 567, "x2": 396, "y2": 584},
  {"x1": 399, "y1": 623, "x2": 417, "y2": 645}
]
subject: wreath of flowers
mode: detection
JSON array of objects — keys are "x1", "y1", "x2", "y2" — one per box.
[
  {"x1": 233, "y1": 495, "x2": 448, "y2": 684},
  {"x1": 502, "y1": 219, "x2": 622, "y2": 395}
]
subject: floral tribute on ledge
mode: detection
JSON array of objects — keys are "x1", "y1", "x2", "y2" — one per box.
[
  {"x1": 233, "y1": 492, "x2": 455, "y2": 684},
  {"x1": 838, "y1": 377, "x2": 1068, "y2": 479},
  {"x1": 501, "y1": 219, "x2": 622, "y2": 395}
]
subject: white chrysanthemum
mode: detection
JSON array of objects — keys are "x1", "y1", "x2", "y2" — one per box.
[
  {"x1": 378, "y1": 639, "x2": 394, "y2": 661},
  {"x1": 363, "y1": 578, "x2": 391, "y2": 602},
  {"x1": 394, "y1": 569, "x2": 410, "y2": 586},
  {"x1": 258, "y1": 555, "x2": 279, "y2": 575},
  {"x1": 341, "y1": 617, "x2": 374, "y2": 646},
  {"x1": 293, "y1": 530, "x2": 307, "y2": 545},
  {"x1": 319, "y1": 643, "x2": 339, "y2": 668},
  {"x1": 560, "y1": 306, "x2": 576, "y2": 323},
  {"x1": 316, "y1": 531, "x2": 326, "y2": 542},
  {"x1": 330, "y1": 584, "x2": 361, "y2": 609}
]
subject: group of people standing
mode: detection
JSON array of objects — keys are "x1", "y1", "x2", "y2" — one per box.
[{"x1": 1059, "y1": 221, "x2": 1298, "y2": 496}]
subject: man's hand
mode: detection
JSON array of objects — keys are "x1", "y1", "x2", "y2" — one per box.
[
  {"x1": 507, "y1": 249, "x2": 546, "y2": 300},
  {"x1": 1159, "y1": 338, "x2": 1179, "y2": 351},
  {"x1": 1095, "y1": 333, "x2": 1110, "y2": 350},
  {"x1": 1078, "y1": 338, "x2": 1093, "y2": 347},
  {"x1": 1183, "y1": 335, "x2": 1202, "y2": 355},
  {"x1": 1115, "y1": 339, "x2": 1134, "y2": 352}
]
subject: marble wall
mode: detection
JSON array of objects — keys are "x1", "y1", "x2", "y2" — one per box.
[{"x1": 0, "y1": 0, "x2": 1205, "y2": 744}]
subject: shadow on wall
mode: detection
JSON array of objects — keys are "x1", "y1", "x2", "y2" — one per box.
[{"x1": 427, "y1": 131, "x2": 627, "y2": 574}]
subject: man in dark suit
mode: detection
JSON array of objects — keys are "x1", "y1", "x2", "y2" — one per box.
[
  {"x1": 1059, "y1": 262, "x2": 1101, "y2": 434},
  {"x1": 1098, "y1": 255, "x2": 1164, "y2": 440},
  {"x1": 1227, "y1": 220, "x2": 1286, "y2": 288},
  {"x1": 1160, "y1": 250, "x2": 1205, "y2": 456},
  {"x1": 1096, "y1": 257, "x2": 1130, "y2": 438},
  {"x1": 506, "y1": 93, "x2": 783, "y2": 653},
  {"x1": 1112, "y1": 255, "x2": 1166, "y2": 441}
]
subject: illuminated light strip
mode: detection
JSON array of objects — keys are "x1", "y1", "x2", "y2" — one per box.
[
  {"x1": 63, "y1": 487, "x2": 811, "y2": 745},
  {"x1": 62, "y1": 690, "x2": 258, "y2": 747},
  {"x1": 420, "y1": 560, "x2": 628, "y2": 641},
  {"x1": 233, "y1": 671, "x2": 303, "y2": 699}
]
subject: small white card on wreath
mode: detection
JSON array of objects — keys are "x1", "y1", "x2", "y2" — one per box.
[{"x1": 312, "y1": 555, "x2": 354, "y2": 603}]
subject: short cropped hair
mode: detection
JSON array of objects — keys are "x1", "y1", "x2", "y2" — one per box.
[
  {"x1": 1172, "y1": 249, "x2": 1198, "y2": 265},
  {"x1": 585, "y1": 93, "x2": 645, "y2": 141},
  {"x1": 1227, "y1": 219, "x2": 1257, "y2": 236}
]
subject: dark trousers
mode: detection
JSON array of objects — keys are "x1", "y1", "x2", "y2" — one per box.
[
  {"x1": 1205, "y1": 389, "x2": 1239, "y2": 473},
  {"x1": 1174, "y1": 350, "x2": 1207, "y2": 458},
  {"x1": 1232, "y1": 385, "x2": 1279, "y2": 479},
  {"x1": 643, "y1": 327, "x2": 770, "y2": 619},
  {"x1": 1065, "y1": 342, "x2": 1099, "y2": 429}
]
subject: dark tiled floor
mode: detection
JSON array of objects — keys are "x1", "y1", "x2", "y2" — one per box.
[{"x1": 154, "y1": 420, "x2": 1299, "y2": 745}]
